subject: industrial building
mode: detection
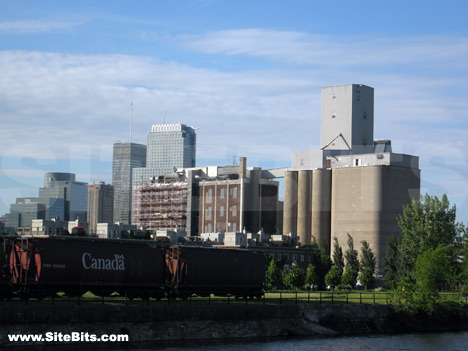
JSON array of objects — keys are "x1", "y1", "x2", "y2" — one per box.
[
  {"x1": 112, "y1": 141, "x2": 147, "y2": 225},
  {"x1": 283, "y1": 84, "x2": 420, "y2": 275},
  {"x1": 198, "y1": 157, "x2": 279, "y2": 235},
  {"x1": 131, "y1": 157, "x2": 280, "y2": 236}
]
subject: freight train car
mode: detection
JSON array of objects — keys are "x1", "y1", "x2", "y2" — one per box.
[
  {"x1": 165, "y1": 245, "x2": 266, "y2": 299},
  {"x1": 0, "y1": 236, "x2": 15, "y2": 299},
  {"x1": 8, "y1": 236, "x2": 167, "y2": 299}
]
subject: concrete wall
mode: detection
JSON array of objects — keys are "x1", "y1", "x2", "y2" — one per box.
[
  {"x1": 321, "y1": 84, "x2": 374, "y2": 154},
  {"x1": 331, "y1": 165, "x2": 420, "y2": 275}
]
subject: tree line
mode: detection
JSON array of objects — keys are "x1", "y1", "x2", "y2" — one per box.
[{"x1": 265, "y1": 234, "x2": 376, "y2": 292}]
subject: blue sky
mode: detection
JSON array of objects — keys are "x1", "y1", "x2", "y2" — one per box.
[{"x1": 1, "y1": 0, "x2": 468, "y2": 220}]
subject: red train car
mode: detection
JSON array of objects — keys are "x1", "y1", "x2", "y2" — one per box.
[
  {"x1": 165, "y1": 245, "x2": 266, "y2": 299},
  {"x1": 8, "y1": 237, "x2": 167, "y2": 299}
]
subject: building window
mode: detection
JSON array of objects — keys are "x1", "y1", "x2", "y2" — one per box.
[
  {"x1": 232, "y1": 222, "x2": 237, "y2": 232},
  {"x1": 207, "y1": 206, "x2": 212, "y2": 218},
  {"x1": 207, "y1": 188, "x2": 213, "y2": 201},
  {"x1": 355, "y1": 91, "x2": 360, "y2": 101},
  {"x1": 277, "y1": 254, "x2": 282, "y2": 261},
  {"x1": 220, "y1": 206, "x2": 225, "y2": 217},
  {"x1": 300, "y1": 255, "x2": 305, "y2": 262},
  {"x1": 220, "y1": 188, "x2": 225, "y2": 199},
  {"x1": 232, "y1": 187, "x2": 238, "y2": 198},
  {"x1": 292, "y1": 254, "x2": 297, "y2": 262}
]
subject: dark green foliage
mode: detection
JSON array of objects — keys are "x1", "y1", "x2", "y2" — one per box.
[
  {"x1": 360, "y1": 240, "x2": 376, "y2": 291},
  {"x1": 332, "y1": 236, "x2": 344, "y2": 276},
  {"x1": 344, "y1": 234, "x2": 359, "y2": 286},
  {"x1": 283, "y1": 262, "x2": 305, "y2": 290},
  {"x1": 264, "y1": 259, "x2": 282, "y2": 290},
  {"x1": 341, "y1": 265, "x2": 356, "y2": 287},
  {"x1": 305, "y1": 263, "x2": 318, "y2": 289},
  {"x1": 390, "y1": 245, "x2": 455, "y2": 315},
  {"x1": 314, "y1": 241, "x2": 332, "y2": 290},
  {"x1": 324, "y1": 265, "x2": 341, "y2": 290},
  {"x1": 383, "y1": 233, "x2": 402, "y2": 285}
]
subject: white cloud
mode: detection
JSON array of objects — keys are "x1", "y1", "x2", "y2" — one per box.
[
  {"x1": 0, "y1": 20, "x2": 82, "y2": 34},
  {"x1": 180, "y1": 29, "x2": 468, "y2": 68}
]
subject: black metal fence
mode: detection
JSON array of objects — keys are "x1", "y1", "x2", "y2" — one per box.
[{"x1": 2, "y1": 290, "x2": 467, "y2": 306}]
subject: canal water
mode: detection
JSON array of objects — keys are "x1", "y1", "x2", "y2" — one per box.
[
  {"x1": 128, "y1": 331, "x2": 468, "y2": 351},
  {"x1": 8, "y1": 331, "x2": 468, "y2": 350}
]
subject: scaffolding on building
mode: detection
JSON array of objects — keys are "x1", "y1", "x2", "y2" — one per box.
[{"x1": 132, "y1": 178, "x2": 188, "y2": 232}]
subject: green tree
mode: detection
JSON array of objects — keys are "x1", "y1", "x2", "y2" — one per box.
[
  {"x1": 397, "y1": 194, "x2": 458, "y2": 277},
  {"x1": 383, "y1": 233, "x2": 402, "y2": 285},
  {"x1": 305, "y1": 263, "x2": 318, "y2": 289},
  {"x1": 332, "y1": 237, "x2": 344, "y2": 276},
  {"x1": 314, "y1": 241, "x2": 332, "y2": 290},
  {"x1": 390, "y1": 245, "x2": 454, "y2": 314},
  {"x1": 325, "y1": 265, "x2": 341, "y2": 290},
  {"x1": 360, "y1": 240, "x2": 376, "y2": 291},
  {"x1": 341, "y1": 265, "x2": 356, "y2": 287},
  {"x1": 283, "y1": 262, "x2": 305, "y2": 290},
  {"x1": 264, "y1": 259, "x2": 282, "y2": 290},
  {"x1": 344, "y1": 234, "x2": 359, "y2": 286}
]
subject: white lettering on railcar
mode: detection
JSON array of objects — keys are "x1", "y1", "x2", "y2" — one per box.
[{"x1": 82, "y1": 253, "x2": 125, "y2": 270}]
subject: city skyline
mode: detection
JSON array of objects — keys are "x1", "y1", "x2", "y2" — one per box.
[{"x1": 1, "y1": 1, "x2": 468, "y2": 220}]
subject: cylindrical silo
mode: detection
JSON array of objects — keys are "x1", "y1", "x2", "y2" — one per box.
[
  {"x1": 311, "y1": 168, "x2": 331, "y2": 248},
  {"x1": 297, "y1": 170, "x2": 312, "y2": 245},
  {"x1": 283, "y1": 170, "x2": 298, "y2": 236}
]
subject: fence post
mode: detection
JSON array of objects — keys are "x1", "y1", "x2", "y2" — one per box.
[
  {"x1": 308, "y1": 290, "x2": 310, "y2": 303},
  {"x1": 360, "y1": 293, "x2": 362, "y2": 304},
  {"x1": 346, "y1": 293, "x2": 348, "y2": 304},
  {"x1": 320, "y1": 292, "x2": 322, "y2": 304},
  {"x1": 331, "y1": 292, "x2": 334, "y2": 304},
  {"x1": 295, "y1": 291, "x2": 298, "y2": 304},
  {"x1": 101, "y1": 296, "x2": 104, "y2": 305},
  {"x1": 373, "y1": 293, "x2": 376, "y2": 304},
  {"x1": 227, "y1": 295, "x2": 230, "y2": 305},
  {"x1": 280, "y1": 292, "x2": 282, "y2": 305}
]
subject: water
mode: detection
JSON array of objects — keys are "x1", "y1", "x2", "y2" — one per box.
[
  {"x1": 9, "y1": 331, "x2": 468, "y2": 350},
  {"x1": 130, "y1": 332, "x2": 468, "y2": 351}
]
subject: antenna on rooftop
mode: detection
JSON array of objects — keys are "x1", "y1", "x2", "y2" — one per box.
[{"x1": 130, "y1": 102, "x2": 133, "y2": 143}]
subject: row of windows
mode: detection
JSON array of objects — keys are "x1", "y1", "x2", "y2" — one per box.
[
  {"x1": 206, "y1": 187, "x2": 238, "y2": 200},
  {"x1": 205, "y1": 205, "x2": 237, "y2": 218}
]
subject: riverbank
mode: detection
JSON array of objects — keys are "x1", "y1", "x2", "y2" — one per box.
[{"x1": 1, "y1": 303, "x2": 468, "y2": 347}]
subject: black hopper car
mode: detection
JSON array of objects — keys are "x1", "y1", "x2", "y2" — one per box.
[{"x1": 0, "y1": 236, "x2": 266, "y2": 300}]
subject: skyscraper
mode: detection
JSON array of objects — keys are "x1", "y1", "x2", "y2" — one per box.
[
  {"x1": 87, "y1": 182, "x2": 114, "y2": 234},
  {"x1": 132, "y1": 124, "x2": 196, "y2": 182},
  {"x1": 112, "y1": 142, "x2": 147, "y2": 225}
]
